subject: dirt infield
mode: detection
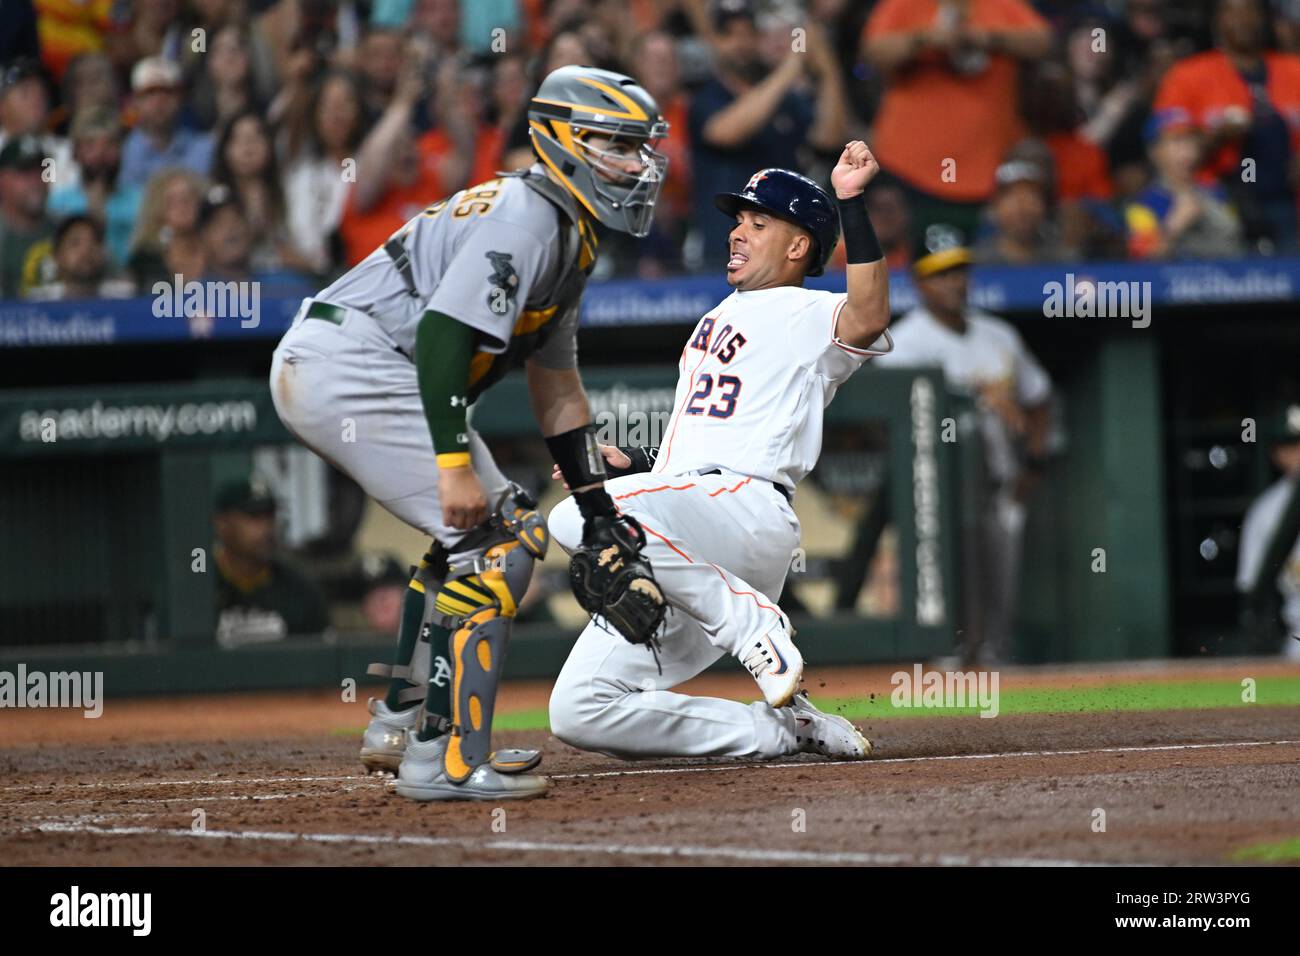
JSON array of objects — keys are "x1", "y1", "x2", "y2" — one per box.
[{"x1": 2, "y1": 661, "x2": 1298, "y2": 866}]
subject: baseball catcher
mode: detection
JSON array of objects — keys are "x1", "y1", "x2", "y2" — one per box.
[{"x1": 270, "y1": 65, "x2": 669, "y2": 801}]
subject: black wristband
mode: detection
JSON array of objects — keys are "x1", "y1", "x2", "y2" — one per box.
[
  {"x1": 545, "y1": 424, "x2": 607, "y2": 490},
  {"x1": 837, "y1": 193, "x2": 884, "y2": 264}
]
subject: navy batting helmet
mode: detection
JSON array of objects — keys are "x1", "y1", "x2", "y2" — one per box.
[{"x1": 714, "y1": 168, "x2": 840, "y2": 277}]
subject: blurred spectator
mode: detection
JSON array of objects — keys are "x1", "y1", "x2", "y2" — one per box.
[
  {"x1": 1126, "y1": 115, "x2": 1244, "y2": 259},
  {"x1": 637, "y1": 31, "x2": 692, "y2": 228},
  {"x1": 185, "y1": 20, "x2": 276, "y2": 132},
  {"x1": 975, "y1": 159, "x2": 1072, "y2": 264},
  {"x1": 1153, "y1": 0, "x2": 1300, "y2": 251},
  {"x1": 358, "y1": 553, "x2": 408, "y2": 636},
  {"x1": 0, "y1": 57, "x2": 72, "y2": 175},
  {"x1": 415, "y1": 58, "x2": 483, "y2": 199},
  {"x1": 212, "y1": 109, "x2": 307, "y2": 272},
  {"x1": 409, "y1": 0, "x2": 463, "y2": 58},
  {"x1": 127, "y1": 166, "x2": 207, "y2": 286},
  {"x1": 1238, "y1": 401, "x2": 1300, "y2": 659},
  {"x1": 53, "y1": 51, "x2": 120, "y2": 138},
  {"x1": 26, "y1": 213, "x2": 134, "y2": 300},
  {"x1": 1022, "y1": 58, "x2": 1121, "y2": 255},
  {"x1": 47, "y1": 108, "x2": 141, "y2": 269},
  {"x1": 120, "y1": 57, "x2": 214, "y2": 189},
  {"x1": 355, "y1": 27, "x2": 406, "y2": 123},
  {"x1": 689, "y1": 1, "x2": 847, "y2": 266},
  {"x1": 213, "y1": 476, "x2": 331, "y2": 648},
  {"x1": 862, "y1": 0, "x2": 1051, "y2": 242},
  {"x1": 338, "y1": 49, "x2": 444, "y2": 266},
  {"x1": 1064, "y1": 13, "x2": 1155, "y2": 201},
  {"x1": 281, "y1": 69, "x2": 365, "y2": 275},
  {"x1": 467, "y1": 51, "x2": 531, "y2": 185},
  {"x1": 875, "y1": 224, "x2": 1053, "y2": 666},
  {"x1": 198, "y1": 185, "x2": 255, "y2": 282},
  {"x1": 105, "y1": 0, "x2": 183, "y2": 73},
  {"x1": 32, "y1": 0, "x2": 111, "y2": 82},
  {"x1": 864, "y1": 176, "x2": 913, "y2": 270},
  {"x1": 0, "y1": 135, "x2": 54, "y2": 297}
]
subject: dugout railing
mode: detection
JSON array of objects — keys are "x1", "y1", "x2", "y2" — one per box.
[{"x1": 0, "y1": 366, "x2": 958, "y2": 696}]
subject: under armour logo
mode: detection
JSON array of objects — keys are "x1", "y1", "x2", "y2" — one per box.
[
  {"x1": 450, "y1": 396, "x2": 468, "y2": 407},
  {"x1": 430, "y1": 656, "x2": 452, "y2": 688}
]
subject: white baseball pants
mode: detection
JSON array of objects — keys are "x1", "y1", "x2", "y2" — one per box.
[{"x1": 548, "y1": 469, "x2": 804, "y2": 759}]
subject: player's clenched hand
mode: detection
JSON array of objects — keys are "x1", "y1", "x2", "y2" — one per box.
[
  {"x1": 550, "y1": 444, "x2": 630, "y2": 489},
  {"x1": 831, "y1": 141, "x2": 881, "y2": 199},
  {"x1": 439, "y1": 465, "x2": 488, "y2": 529}
]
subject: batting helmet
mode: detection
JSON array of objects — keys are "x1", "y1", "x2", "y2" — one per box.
[
  {"x1": 527, "y1": 65, "x2": 669, "y2": 237},
  {"x1": 715, "y1": 168, "x2": 840, "y2": 277}
]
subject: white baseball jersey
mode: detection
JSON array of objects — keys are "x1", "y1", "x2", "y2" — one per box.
[
  {"x1": 874, "y1": 306, "x2": 1051, "y2": 484},
  {"x1": 652, "y1": 285, "x2": 892, "y2": 493},
  {"x1": 1237, "y1": 475, "x2": 1300, "y2": 638}
]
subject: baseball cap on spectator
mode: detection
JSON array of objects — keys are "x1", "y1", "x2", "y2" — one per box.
[
  {"x1": 198, "y1": 184, "x2": 241, "y2": 228},
  {"x1": 360, "y1": 553, "x2": 409, "y2": 590},
  {"x1": 214, "y1": 477, "x2": 277, "y2": 515},
  {"x1": 1144, "y1": 109, "x2": 1199, "y2": 144},
  {"x1": 994, "y1": 159, "x2": 1048, "y2": 191},
  {"x1": 1, "y1": 58, "x2": 44, "y2": 94},
  {"x1": 131, "y1": 57, "x2": 182, "y2": 94},
  {"x1": 1266, "y1": 402, "x2": 1300, "y2": 447},
  {"x1": 0, "y1": 135, "x2": 49, "y2": 171},
  {"x1": 714, "y1": 0, "x2": 757, "y2": 31},
  {"x1": 912, "y1": 223, "x2": 972, "y2": 277}
]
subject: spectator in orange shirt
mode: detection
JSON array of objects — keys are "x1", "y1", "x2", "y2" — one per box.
[
  {"x1": 1153, "y1": 0, "x2": 1300, "y2": 250},
  {"x1": 338, "y1": 48, "x2": 448, "y2": 267},
  {"x1": 1022, "y1": 58, "x2": 1124, "y2": 258},
  {"x1": 862, "y1": 0, "x2": 1051, "y2": 242}
]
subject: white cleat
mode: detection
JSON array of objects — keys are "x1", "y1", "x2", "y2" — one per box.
[
  {"x1": 393, "y1": 733, "x2": 550, "y2": 802},
  {"x1": 741, "y1": 610, "x2": 803, "y2": 708},
  {"x1": 789, "y1": 692, "x2": 872, "y2": 759},
  {"x1": 359, "y1": 698, "x2": 419, "y2": 775}
]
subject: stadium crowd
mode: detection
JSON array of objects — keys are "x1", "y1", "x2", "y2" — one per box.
[{"x1": 0, "y1": 0, "x2": 1298, "y2": 301}]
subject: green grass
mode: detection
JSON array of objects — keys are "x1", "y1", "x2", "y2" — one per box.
[
  {"x1": 829, "y1": 677, "x2": 1300, "y2": 722},
  {"x1": 334, "y1": 677, "x2": 1300, "y2": 734},
  {"x1": 1231, "y1": 837, "x2": 1300, "y2": 862}
]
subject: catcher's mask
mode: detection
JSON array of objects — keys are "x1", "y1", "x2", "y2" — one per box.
[{"x1": 527, "y1": 65, "x2": 669, "y2": 237}]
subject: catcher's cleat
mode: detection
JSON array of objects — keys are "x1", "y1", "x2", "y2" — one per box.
[
  {"x1": 788, "y1": 692, "x2": 872, "y2": 759},
  {"x1": 360, "y1": 698, "x2": 420, "y2": 774},
  {"x1": 393, "y1": 732, "x2": 550, "y2": 802},
  {"x1": 741, "y1": 609, "x2": 803, "y2": 708}
]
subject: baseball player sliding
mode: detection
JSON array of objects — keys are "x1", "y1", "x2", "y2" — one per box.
[
  {"x1": 548, "y1": 143, "x2": 893, "y2": 761},
  {"x1": 270, "y1": 66, "x2": 670, "y2": 801}
]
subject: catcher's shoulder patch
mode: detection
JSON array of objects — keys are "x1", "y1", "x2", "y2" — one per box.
[{"x1": 485, "y1": 251, "x2": 519, "y2": 313}]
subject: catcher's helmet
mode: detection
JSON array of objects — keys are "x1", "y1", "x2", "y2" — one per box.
[
  {"x1": 527, "y1": 65, "x2": 669, "y2": 237},
  {"x1": 715, "y1": 168, "x2": 840, "y2": 276}
]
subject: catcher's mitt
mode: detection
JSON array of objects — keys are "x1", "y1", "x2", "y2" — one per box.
[{"x1": 568, "y1": 514, "x2": 667, "y2": 648}]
